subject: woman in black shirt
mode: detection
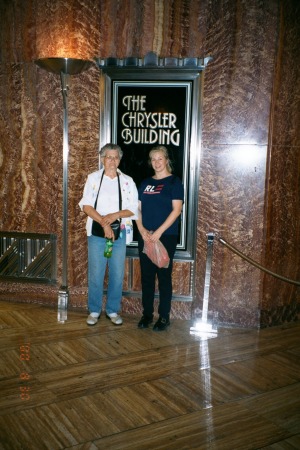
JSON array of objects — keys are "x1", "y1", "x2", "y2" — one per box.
[{"x1": 136, "y1": 146, "x2": 184, "y2": 331}]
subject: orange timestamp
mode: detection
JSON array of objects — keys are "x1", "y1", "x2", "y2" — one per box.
[{"x1": 19, "y1": 343, "x2": 31, "y2": 401}]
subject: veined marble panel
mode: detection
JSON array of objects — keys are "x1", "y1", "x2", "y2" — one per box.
[
  {"x1": 202, "y1": 0, "x2": 278, "y2": 146},
  {"x1": 194, "y1": 144, "x2": 268, "y2": 327},
  {"x1": 261, "y1": 1, "x2": 300, "y2": 325}
]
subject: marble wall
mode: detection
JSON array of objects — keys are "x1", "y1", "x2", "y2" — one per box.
[{"x1": 0, "y1": 0, "x2": 299, "y2": 327}]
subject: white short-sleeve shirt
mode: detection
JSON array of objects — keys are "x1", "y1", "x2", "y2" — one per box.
[{"x1": 79, "y1": 169, "x2": 139, "y2": 242}]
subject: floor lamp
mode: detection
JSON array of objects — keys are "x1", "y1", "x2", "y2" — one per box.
[{"x1": 35, "y1": 58, "x2": 92, "y2": 321}]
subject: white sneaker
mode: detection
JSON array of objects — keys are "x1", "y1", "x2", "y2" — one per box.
[
  {"x1": 87, "y1": 312, "x2": 100, "y2": 325},
  {"x1": 106, "y1": 312, "x2": 123, "y2": 325}
]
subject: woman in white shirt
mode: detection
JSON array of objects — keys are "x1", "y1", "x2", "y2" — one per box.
[{"x1": 79, "y1": 143, "x2": 138, "y2": 326}]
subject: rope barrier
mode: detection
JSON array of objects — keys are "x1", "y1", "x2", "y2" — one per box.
[{"x1": 218, "y1": 236, "x2": 300, "y2": 287}]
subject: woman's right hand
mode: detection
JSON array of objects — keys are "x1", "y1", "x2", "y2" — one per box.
[
  {"x1": 103, "y1": 225, "x2": 115, "y2": 241},
  {"x1": 139, "y1": 227, "x2": 152, "y2": 242}
]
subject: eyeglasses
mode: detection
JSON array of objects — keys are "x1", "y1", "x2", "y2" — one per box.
[{"x1": 105, "y1": 155, "x2": 120, "y2": 161}]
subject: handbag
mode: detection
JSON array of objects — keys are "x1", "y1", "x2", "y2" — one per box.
[
  {"x1": 92, "y1": 219, "x2": 121, "y2": 240},
  {"x1": 91, "y1": 171, "x2": 122, "y2": 240}
]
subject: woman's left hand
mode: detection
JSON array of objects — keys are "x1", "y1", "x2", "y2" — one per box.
[
  {"x1": 149, "y1": 230, "x2": 162, "y2": 242},
  {"x1": 101, "y1": 212, "x2": 119, "y2": 227}
]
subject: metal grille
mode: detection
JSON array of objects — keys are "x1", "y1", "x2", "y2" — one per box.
[{"x1": 0, "y1": 232, "x2": 57, "y2": 284}]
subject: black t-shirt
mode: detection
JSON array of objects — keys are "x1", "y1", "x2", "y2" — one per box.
[{"x1": 138, "y1": 175, "x2": 184, "y2": 235}]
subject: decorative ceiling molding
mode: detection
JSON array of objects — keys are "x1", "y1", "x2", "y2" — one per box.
[{"x1": 95, "y1": 51, "x2": 212, "y2": 71}]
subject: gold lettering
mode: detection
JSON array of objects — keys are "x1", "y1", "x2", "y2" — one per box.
[
  {"x1": 120, "y1": 95, "x2": 180, "y2": 146},
  {"x1": 122, "y1": 95, "x2": 146, "y2": 111}
]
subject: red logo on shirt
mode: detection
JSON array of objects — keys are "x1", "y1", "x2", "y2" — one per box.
[{"x1": 143, "y1": 184, "x2": 164, "y2": 194}]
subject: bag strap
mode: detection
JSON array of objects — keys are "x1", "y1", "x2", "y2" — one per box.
[
  {"x1": 94, "y1": 171, "x2": 122, "y2": 213},
  {"x1": 117, "y1": 173, "x2": 122, "y2": 211}
]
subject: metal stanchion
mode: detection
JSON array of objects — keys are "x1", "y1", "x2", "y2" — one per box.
[{"x1": 190, "y1": 233, "x2": 218, "y2": 338}]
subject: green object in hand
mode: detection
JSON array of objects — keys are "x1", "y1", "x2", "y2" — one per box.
[{"x1": 104, "y1": 239, "x2": 113, "y2": 258}]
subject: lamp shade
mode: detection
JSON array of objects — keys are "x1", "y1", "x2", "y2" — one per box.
[{"x1": 35, "y1": 57, "x2": 93, "y2": 75}]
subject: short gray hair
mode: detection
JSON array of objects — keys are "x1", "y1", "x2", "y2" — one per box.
[{"x1": 99, "y1": 143, "x2": 123, "y2": 159}]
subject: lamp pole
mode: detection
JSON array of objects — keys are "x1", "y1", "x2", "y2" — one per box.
[{"x1": 35, "y1": 58, "x2": 92, "y2": 319}]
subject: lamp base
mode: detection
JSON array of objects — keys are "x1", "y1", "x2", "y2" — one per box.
[
  {"x1": 190, "y1": 312, "x2": 218, "y2": 339},
  {"x1": 57, "y1": 288, "x2": 68, "y2": 323}
]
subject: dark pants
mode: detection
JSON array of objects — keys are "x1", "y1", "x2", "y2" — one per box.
[{"x1": 138, "y1": 234, "x2": 178, "y2": 320}]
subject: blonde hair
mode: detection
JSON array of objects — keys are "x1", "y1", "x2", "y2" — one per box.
[{"x1": 148, "y1": 146, "x2": 173, "y2": 173}]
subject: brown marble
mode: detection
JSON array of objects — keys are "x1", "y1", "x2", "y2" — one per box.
[
  {"x1": 0, "y1": 0, "x2": 299, "y2": 328},
  {"x1": 193, "y1": 143, "x2": 267, "y2": 327},
  {"x1": 35, "y1": 0, "x2": 101, "y2": 61},
  {"x1": 261, "y1": 1, "x2": 300, "y2": 326},
  {"x1": 201, "y1": 0, "x2": 279, "y2": 146},
  {"x1": 172, "y1": 261, "x2": 192, "y2": 297}
]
